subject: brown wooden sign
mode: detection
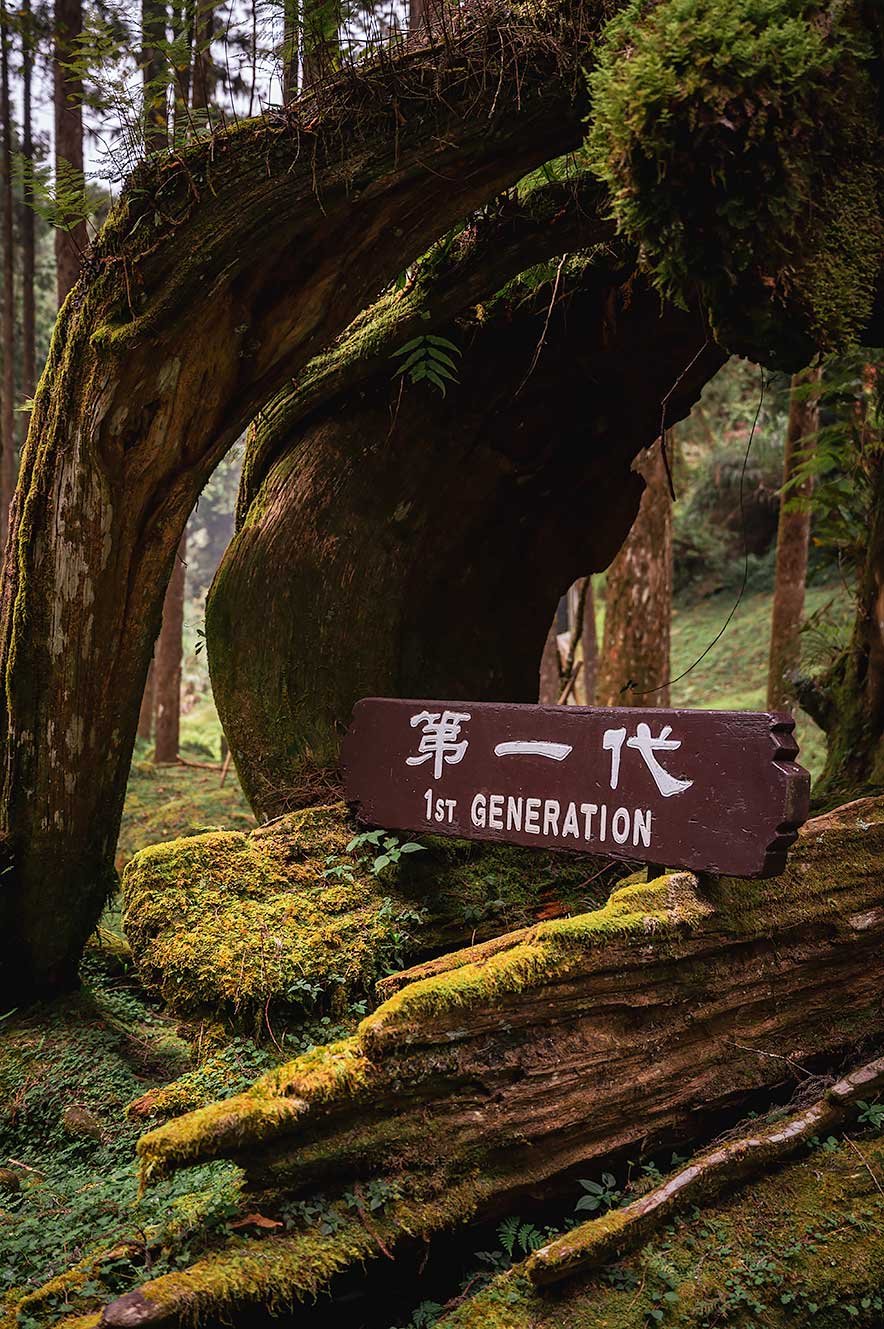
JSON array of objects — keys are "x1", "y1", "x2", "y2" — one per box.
[{"x1": 341, "y1": 699, "x2": 810, "y2": 878}]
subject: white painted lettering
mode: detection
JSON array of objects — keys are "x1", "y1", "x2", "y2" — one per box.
[
  {"x1": 543, "y1": 799, "x2": 561, "y2": 836},
  {"x1": 612, "y1": 807, "x2": 630, "y2": 844},
  {"x1": 524, "y1": 798, "x2": 541, "y2": 833},
  {"x1": 488, "y1": 794, "x2": 504, "y2": 830},
  {"x1": 633, "y1": 808, "x2": 652, "y2": 847},
  {"x1": 471, "y1": 793, "x2": 486, "y2": 828},
  {"x1": 506, "y1": 796, "x2": 523, "y2": 831}
]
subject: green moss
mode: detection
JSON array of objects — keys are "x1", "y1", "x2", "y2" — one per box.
[
  {"x1": 587, "y1": 0, "x2": 882, "y2": 365},
  {"x1": 121, "y1": 801, "x2": 619, "y2": 1027},
  {"x1": 440, "y1": 1133, "x2": 884, "y2": 1326},
  {"x1": 360, "y1": 871, "x2": 711, "y2": 1050}
]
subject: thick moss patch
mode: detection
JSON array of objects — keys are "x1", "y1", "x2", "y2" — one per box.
[
  {"x1": 586, "y1": 0, "x2": 882, "y2": 365},
  {"x1": 121, "y1": 803, "x2": 619, "y2": 1027}
]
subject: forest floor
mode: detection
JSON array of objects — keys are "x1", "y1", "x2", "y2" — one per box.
[{"x1": 1, "y1": 577, "x2": 855, "y2": 1327}]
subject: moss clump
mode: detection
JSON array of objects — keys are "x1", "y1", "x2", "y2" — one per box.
[
  {"x1": 121, "y1": 802, "x2": 619, "y2": 1028},
  {"x1": 587, "y1": 0, "x2": 882, "y2": 365}
]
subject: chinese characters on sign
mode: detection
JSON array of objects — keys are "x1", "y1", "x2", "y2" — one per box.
[{"x1": 341, "y1": 699, "x2": 810, "y2": 878}]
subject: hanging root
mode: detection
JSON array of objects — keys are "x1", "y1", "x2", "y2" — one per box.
[{"x1": 527, "y1": 1052, "x2": 884, "y2": 1287}]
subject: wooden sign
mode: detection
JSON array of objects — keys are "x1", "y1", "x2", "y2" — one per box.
[{"x1": 341, "y1": 699, "x2": 810, "y2": 878}]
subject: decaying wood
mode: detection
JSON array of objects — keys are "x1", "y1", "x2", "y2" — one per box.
[
  {"x1": 527, "y1": 1051, "x2": 884, "y2": 1286},
  {"x1": 96, "y1": 798, "x2": 884, "y2": 1327}
]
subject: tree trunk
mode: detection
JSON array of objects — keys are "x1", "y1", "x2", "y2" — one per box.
[
  {"x1": 596, "y1": 437, "x2": 673, "y2": 707},
  {"x1": 138, "y1": 660, "x2": 155, "y2": 741},
  {"x1": 0, "y1": 0, "x2": 15, "y2": 552},
  {"x1": 20, "y1": 0, "x2": 36, "y2": 416},
  {"x1": 538, "y1": 614, "x2": 562, "y2": 705},
  {"x1": 109, "y1": 798, "x2": 884, "y2": 1328},
  {"x1": 190, "y1": 1, "x2": 214, "y2": 118},
  {"x1": 767, "y1": 367, "x2": 819, "y2": 710},
  {"x1": 153, "y1": 536, "x2": 186, "y2": 762},
  {"x1": 53, "y1": 0, "x2": 88, "y2": 305},
  {"x1": 282, "y1": 0, "x2": 299, "y2": 102},
  {"x1": 172, "y1": 1, "x2": 194, "y2": 138},
  {"x1": 0, "y1": 4, "x2": 602, "y2": 1002},
  {"x1": 302, "y1": 0, "x2": 340, "y2": 86},
  {"x1": 581, "y1": 576, "x2": 597, "y2": 701},
  {"x1": 142, "y1": 0, "x2": 169, "y2": 154},
  {"x1": 209, "y1": 262, "x2": 718, "y2": 820}
]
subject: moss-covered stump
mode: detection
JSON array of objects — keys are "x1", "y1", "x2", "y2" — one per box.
[
  {"x1": 79, "y1": 799, "x2": 884, "y2": 1327},
  {"x1": 121, "y1": 802, "x2": 618, "y2": 1027},
  {"x1": 436, "y1": 1129, "x2": 884, "y2": 1327}
]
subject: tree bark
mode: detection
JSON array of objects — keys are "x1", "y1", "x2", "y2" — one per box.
[
  {"x1": 302, "y1": 0, "x2": 340, "y2": 86},
  {"x1": 767, "y1": 367, "x2": 819, "y2": 710},
  {"x1": 282, "y1": 0, "x2": 299, "y2": 102},
  {"x1": 0, "y1": 0, "x2": 16, "y2": 552},
  {"x1": 20, "y1": 0, "x2": 36, "y2": 414},
  {"x1": 538, "y1": 614, "x2": 562, "y2": 705},
  {"x1": 0, "y1": 3, "x2": 603, "y2": 1002},
  {"x1": 112, "y1": 798, "x2": 884, "y2": 1327},
  {"x1": 53, "y1": 0, "x2": 88, "y2": 305},
  {"x1": 138, "y1": 660, "x2": 155, "y2": 741},
  {"x1": 190, "y1": 1, "x2": 214, "y2": 118},
  {"x1": 596, "y1": 437, "x2": 673, "y2": 707},
  {"x1": 209, "y1": 260, "x2": 719, "y2": 820},
  {"x1": 142, "y1": 0, "x2": 169, "y2": 153},
  {"x1": 581, "y1": 576, "x2": 597, "y2": 701},
  {"x1": 153, "y1": 536, "x2": 185, "y2": 762}
]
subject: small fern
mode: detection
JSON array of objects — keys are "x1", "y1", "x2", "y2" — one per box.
[{"x1": 391, "y1": 334, "x2": 461, "y2": 396}]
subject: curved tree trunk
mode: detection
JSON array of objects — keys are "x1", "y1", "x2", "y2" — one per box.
[
  {"x1": 208, "y1": 263, "x2": 719, "y2": 821},
  {"x1": 0, "y1": 4, "x2": 601, "y2": 1003},
  {"x1": 767, "y1": 367, "x2": 819, "y2": 710},
  {"x1": 596, "y1": 438, "x2": 673, "y2": 707}
]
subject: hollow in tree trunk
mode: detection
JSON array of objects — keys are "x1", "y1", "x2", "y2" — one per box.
[
  {"x1": 596, "y1": 437, "x2": 673, "y2": 707},
  {"x1": 767, "y1": 367, "x2": 819, "y2": 711}
]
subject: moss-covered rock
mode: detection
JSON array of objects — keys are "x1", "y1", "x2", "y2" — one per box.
[
  {"x1": 121, "y1": 802, "x2": 619, "y2": 1028},
  {"x1": 586, "y1": 0, "x2": 883, "y2": 366}
]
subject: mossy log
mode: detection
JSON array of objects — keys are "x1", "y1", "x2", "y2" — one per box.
[
  {"x1": 208, "y1": 251, "x2": 722, "y2": 818},
  {"x1": 0, "y1": 0, "x2": 605, "y2": 1003},
  {"x1": 526, "y1": 1051, "x2": 884, "y2": 1286},
  {"x1": 82, "y1": 798, "x2": 884, "y2": 1327},
  {"x1": 436, "y1": 1126, "x2": 884, "y2": 1328},
  {"x1": 120, "y1": 801, "x2": 620, "y2": 1026}
]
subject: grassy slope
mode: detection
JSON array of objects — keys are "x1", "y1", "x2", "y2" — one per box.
[{"x1": 668, "y1": 581, "x2": 852, "y2": 783}]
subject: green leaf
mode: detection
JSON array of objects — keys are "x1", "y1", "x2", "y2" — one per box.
[{"x1": 391, "y1": 336, "x2": 426, "y2": 357}]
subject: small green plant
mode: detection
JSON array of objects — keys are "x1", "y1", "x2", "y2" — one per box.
[
  {"x1": 346, "y1": 830, "x2": 425, "y2": 875},
  {"x1": 857, "y1": 1099, "x2": 884, "y2": 1129},
  {"x1": 576, "y1": 1171, "x2": 621, "y2": 1214},
  {"x1": 391, "y1": 334, "x2": 461, "y2": 396}
]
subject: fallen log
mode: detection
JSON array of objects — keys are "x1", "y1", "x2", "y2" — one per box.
[
  {"x1": 82, "y1": 797, "x2": 884, "y2": 1327},
  {"x1": 527, "y1": 1051, "x2": 884, "y2": 1286}
]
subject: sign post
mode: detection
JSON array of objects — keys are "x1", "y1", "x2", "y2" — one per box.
[{"x1": 342, "y1": 699, "x2": 810, "y2": 878}]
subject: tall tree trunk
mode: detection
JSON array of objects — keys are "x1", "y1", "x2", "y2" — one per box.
[
  {"x1": 138, "y1": 660, "x2": 155, "y2": 741},
  {"x1": 142, "y1": 0, "x2": 169, "y2": 154},
  {"x1": 596, "y1": 437, "x2": 673, "y2": 708},
  {"x1": 581, "y1": 576, "x2": 597, "y2": 701},
  {"x1": 0, "y1": 0, "x2": 15, "y2": 552},
  {"x1": 172, "y1": 1, "x2": 194, "y2": 139},
  {"x1": 53, "y1": 0, "x2": 88, "y2": 305},
  {"x1": 302, "y1": 0, "x2": 339, "y2": 85},
  {"x1": 282, "y1": 0, "x2": 299, "y2": 102},
  {"x1": 153, "y1": 536, "x2": 185, "y2": 762},
  {"x1": 767, "y1": 367, "x2": 819, "y2": 710},
  {"x1": 797, "y1": 364, "x2": 884, "y2": 801},
  {"x1": 190, "y1": 1, "x2": 214, "y2": 119},
  {"x1": 20, "y1": 0, "x2": 36, "y2": 416},
  {"x1": 538, "y1": 614, "x2": 562, "y2": 704}
]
